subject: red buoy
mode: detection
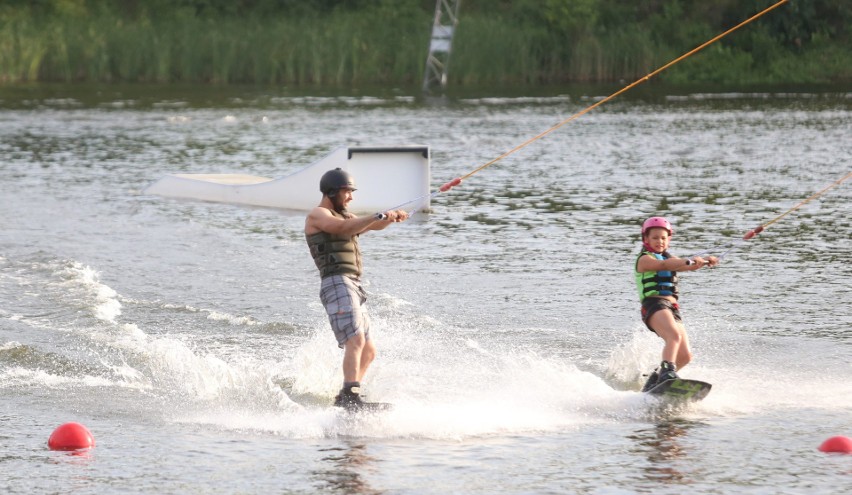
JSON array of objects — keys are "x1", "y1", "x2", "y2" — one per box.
[
  {"x1": 818, "y1": 435, "x2": 852, "y2": 454},
  {"x1": 48, "y1": 422, "x2": 95, "y2": 451}
]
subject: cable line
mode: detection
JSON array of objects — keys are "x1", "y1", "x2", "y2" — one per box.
[{"x1": 424, "y1": 0, "x2": 791, "y2": 200}]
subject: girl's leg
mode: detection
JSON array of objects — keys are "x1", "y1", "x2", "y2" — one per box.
[
  {"x1": 648, "y1": 310, "x2": 692, "y2": 369},
  {"x1": 674, "y1": 323, "x2": 693, "y2": 370}
]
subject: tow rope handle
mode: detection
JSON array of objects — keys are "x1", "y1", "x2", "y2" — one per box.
[
  {"x1": 375, "y1": 177, "x2": 464, "y2": 218},
  {"x1": 439, "y1": 178, "x2": 462, "y2": 192},
  {"x1": 743, "y1": 225, "x2": 764, "y2": 240}
]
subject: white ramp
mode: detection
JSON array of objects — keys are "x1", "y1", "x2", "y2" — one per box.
[{"x1": 143, "y1": 145, "x2": 431, "y2": 213}]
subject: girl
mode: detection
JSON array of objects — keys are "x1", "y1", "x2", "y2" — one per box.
[{"x1": 635, "y1": 217, "x2": 718, "y2": 391}]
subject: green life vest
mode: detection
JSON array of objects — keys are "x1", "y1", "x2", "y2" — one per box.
[
  {"x1": 306, "y1": 210, "x2": 362, "y2": 278},
  {"x1": 635, "y1": 250, "x2": 679, "y2": 302}
]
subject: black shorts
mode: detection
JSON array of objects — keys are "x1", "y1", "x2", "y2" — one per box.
[{"x1": 641, "y1": 298, "x2": 682, "y2": 334}]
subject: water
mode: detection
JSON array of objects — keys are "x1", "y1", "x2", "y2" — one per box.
[{"x1": 1, "y1": 85, "x2": 850, "y2": 494}]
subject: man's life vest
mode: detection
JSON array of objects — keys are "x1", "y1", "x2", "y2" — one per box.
[{"x1": 306, "y1": 210, "x2": 362, "y2": 278}]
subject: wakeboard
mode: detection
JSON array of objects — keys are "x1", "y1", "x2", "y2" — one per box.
[
  {"x1": 335, "y1": 402, "x2": 393, "y2": 413},
  {"x1": 646, "y1": 378, "x2": 711, "y2": 402}
]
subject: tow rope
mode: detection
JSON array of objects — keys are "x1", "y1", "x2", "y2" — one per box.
[
  {"x1": 392, "y1": 0, "x2": 792, "y2": 213},
  {"x1": 692, "y1": 170, "x2": 852, "y2": 261}
]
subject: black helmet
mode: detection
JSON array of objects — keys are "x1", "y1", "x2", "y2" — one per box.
[{"x1": 319, "y1": 168, "x2": 356, "y2": 195}]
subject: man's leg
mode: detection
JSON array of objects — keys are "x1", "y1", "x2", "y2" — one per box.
[
  {"x1": 342, "y1": 332, "x2": 366, "y2": 383},
  {"x1": 357, "y1": 338, "x2": 375, "y2": 382}
]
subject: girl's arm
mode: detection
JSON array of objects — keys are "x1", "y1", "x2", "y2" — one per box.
[{"x1": 636, "y1": 254, "x2": 718, "y2": 272}]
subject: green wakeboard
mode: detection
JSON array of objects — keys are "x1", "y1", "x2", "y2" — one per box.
[{"x1": 646, "y1": 378, "x2": 712, "y2": 401}]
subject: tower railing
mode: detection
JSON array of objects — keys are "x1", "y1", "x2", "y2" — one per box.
[{"x1": 422, "y1": 0, "x2": 461, "y2": 95}]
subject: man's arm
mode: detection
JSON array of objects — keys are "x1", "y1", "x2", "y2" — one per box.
[
  {"x1": 363, "y1": 209, "x2": 409, "y2": 231},
  {"x1": 305, "y1": 207, "x2": 378, "y2": 237}
]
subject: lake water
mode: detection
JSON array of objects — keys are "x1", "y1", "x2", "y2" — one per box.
[{"x1": 1, "y1": 85, "x2": 850, "y2": 494}]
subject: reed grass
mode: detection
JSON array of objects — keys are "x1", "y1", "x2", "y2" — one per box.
[
  {"x1": 0, "y1": 9, "x2": 848, "y2": 87},
  {"x1": 0, "y1": 10, "x2": 430, "y2": 85},
  {"x1": 452, "y1": 19, "x2": 663, "y2": 85}
]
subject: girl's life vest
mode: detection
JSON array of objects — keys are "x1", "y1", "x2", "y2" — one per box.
[{"x1": 635, "y1": 250, "x2": 679, "y2": 302}]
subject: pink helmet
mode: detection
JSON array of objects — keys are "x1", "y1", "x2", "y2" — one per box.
[{"x1": 642, "y1": 216, "x2": 672, "y2": 236}]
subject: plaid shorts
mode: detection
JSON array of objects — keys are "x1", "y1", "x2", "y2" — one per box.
[{"x1": 320, "y1": 274, "x2": 371, "y2": 348}]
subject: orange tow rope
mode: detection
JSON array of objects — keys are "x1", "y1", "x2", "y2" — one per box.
[
  {"x1": 698, "y1": 170, "x2": 852, "y2": 261},
  {"x1": 745, "y1": 170, "x2": 852, "y2": 238}
]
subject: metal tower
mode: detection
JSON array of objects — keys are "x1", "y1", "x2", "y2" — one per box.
[{"x1": 422, "y1": 0, "x2": 461, "y2": 95}]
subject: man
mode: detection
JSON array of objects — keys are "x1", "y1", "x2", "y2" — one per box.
[{"x1": 304, "y1": 168, "x2": 409, "y2": 409}]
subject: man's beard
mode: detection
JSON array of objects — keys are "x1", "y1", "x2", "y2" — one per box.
[{"x1": 330, "y1": 193, "x2": 350, "y2": 217}]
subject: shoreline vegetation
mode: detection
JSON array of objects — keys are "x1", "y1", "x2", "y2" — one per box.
[{"x1": 0, "y1": 0, "x2": 849, "y2": 89}]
